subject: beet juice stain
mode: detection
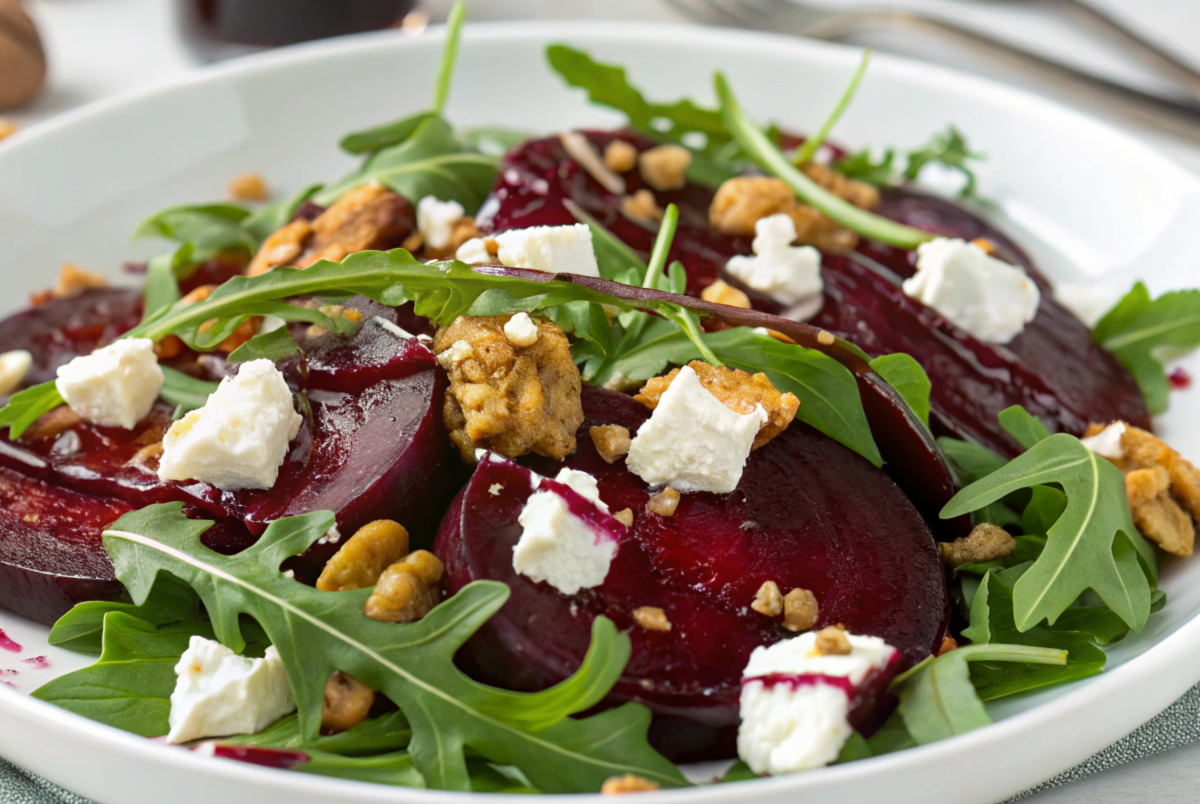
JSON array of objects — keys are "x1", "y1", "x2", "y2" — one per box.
[{"x1": 0, "y1": 627, "x2": 21, "y2": 653}]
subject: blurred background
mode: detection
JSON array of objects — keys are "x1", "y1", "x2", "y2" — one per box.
[{"x1": 3, "y1": 0, "x2": 1200, "y2": 172}]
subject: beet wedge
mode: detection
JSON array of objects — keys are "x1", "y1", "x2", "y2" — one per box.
[{"x1": 436, "y1": 385, "x2": 948, "y2": 762}]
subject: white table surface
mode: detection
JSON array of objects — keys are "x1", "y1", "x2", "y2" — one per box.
[{"x1": 10, "y1": 1, "x2": 1200, "y2": 801}]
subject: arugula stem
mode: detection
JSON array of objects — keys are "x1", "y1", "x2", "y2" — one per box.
[
  {"x1": 791, "y1": 49, "x2": 872, "y2": 167},
  {"x1": 432, "y1": 2, "x2": 466, "y2": 115},
  {"x1": 714, "y1": 72, "x2": 933, "y2": 250},
  {"x1": 642, "y1": 205, "x2": 678, "y2": 290},
  {"x1": 954, "y1": 643, "x2": 1068, "y2": 666}
]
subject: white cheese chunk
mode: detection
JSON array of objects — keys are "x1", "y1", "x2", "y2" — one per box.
[
  {"x1": 513, "y1": 479, "x2": 617, "y2": 596},
  {"x1": 0, "y1": 349, "x2": 32, "y2": 396},
  {"x1": 738, "y1": 631, "x2": 898, "y2": 775},
  {"x1": 626, "y1": 365, "x2": 765, "y2": 494},
  {"x1": 158, "y1": 359, "x2": 302, "y2": 491},
  {"x1": 166, "y1": 636, "x2": 295, "y2": 744},
  {"x1": 55, "y1": 338, "x2": 163, "y2": 429},
  {"x1": 493, "y1": 224, "x2": 600, "y2": 277},
  {"x1": 1080, "y1": 421, "x2": 1126, "y2": 460},
  {"x1": 902, "y1": 238, "x2": 1040, "y2": 344},
  {"x1": 416, "y1": 196, "x2": 466, "y2": 250},
  {"x1": 552, "y1": 467, "x2": 609, "y2": 512},
  {"x1": 455, "y1": 237, "x2": 493, "y2": 265},
  {"x1": 503, "y1": 312, "x2": 540, "y2": 348},
  {"x1": 1053, "y1": 282, "x2": 1128, "y2": 328},
  {"x1": 725, "y1": 214, "x2": 823, "y2": 305}
]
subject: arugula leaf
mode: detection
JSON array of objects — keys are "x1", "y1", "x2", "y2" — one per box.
[
  {"x1": 563, "y1": 199, "x2": 648, "y2": 281},
  {"x1": 869, "y1": 353, "x2": 931, "y2": 427},
  {"x1": 0, "y1": 380, "x2": 64, "y2": 439},
  {"x1": 48, "y1": 574, "x2": 200, "y2": 655},
  {"x1": 938, "y1": 436, "x2": 1007, "y2": 486},
  {"x1": 942, "y1": 433, "x2": 1156, "y2": 631},
  {"x1": 997, "y1": 404, "x2": 1051, "y2": 449},
  {"x1": 143, "y1": 245, "x2": 194, "y2": 320},
  {"x1": 241, "y1": 184, "x2": 323, "y2": 244},
  {"x1": 791, "y1": 49, "x2": 871, "y2": 167},
  {"x1": 227, "y1": 326, "x2": 301, "y2": 364},
  {"x1": 132, "y1": 203, "x2": 257, "y2": 259},
  {"x1": 291, "y1": 750, "x2": 424, "y2": 788},
  {"x1": 458, "y1": 126, "x2": 533, "y2": 158},
  {"x1": 158, "y1": 367, "x2": 218, "y2": 414},
  {"x1": 1093, "y1": 282, "x2": 1200, "y2": 414},
  {"x1": 714, "y1": 72, "x2": 932, "y2": 250},
  {"x1": 902, "y1": 126, "x2": 984, "y2": 199},
  {"x1": 221, "y1": 710, "x2": 411, "y2": 756},
  {"x1": 836, "y1": 147, "x2": 898, "y2": 186},
  {"x1": 896, "y1": 643, "x2": 1066, "y2": 744},
  {"x1": 101, "y1": 504, "x2": 686, "y2": 792}
]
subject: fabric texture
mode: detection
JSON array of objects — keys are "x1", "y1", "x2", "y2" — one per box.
[{"x1": 4, "y1": 684, "x2": 1200, "y2": 803}]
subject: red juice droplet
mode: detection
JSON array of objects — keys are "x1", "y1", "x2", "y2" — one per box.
[
  {"x1": 22, "y1": 655, "x2": 48, "y2": 669},
  {"x1": 1169, "y1": 367, "x2": 1192, "y2": 390},
  {"x1": 0, "y1": 628, "x2": 21, "y2": 653}
]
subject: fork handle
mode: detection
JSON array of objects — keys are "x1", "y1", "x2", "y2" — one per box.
[{"x1": 802, "y1": 9, "x2": 1200, "y2": 142}]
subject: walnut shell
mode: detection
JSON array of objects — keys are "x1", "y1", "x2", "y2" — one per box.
[{"x1": 0, "y1": 0, "x2": 47, "y2": 109}]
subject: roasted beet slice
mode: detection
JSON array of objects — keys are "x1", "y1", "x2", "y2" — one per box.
[
  {"x1": 436, "y1": 385, "x2": 947, "y2": 761},
  {"x1": 483, "y1": 131, "x2": 1150, "y2": 457},
  {"x1": 0, "y1": 297, "x2": 453, "y2": 621}
]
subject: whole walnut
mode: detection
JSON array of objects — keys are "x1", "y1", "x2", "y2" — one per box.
[{"x1": 0, "y1": 0, "x2": 46, "y2": 109}]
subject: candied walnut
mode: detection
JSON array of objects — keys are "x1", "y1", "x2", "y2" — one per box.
[
  {"x1": 322, "y1": 671, "x2": 375, "y2": 733},
  {"x1": 799, "y1": 162, "x2": 880, "y2": 210},
  {"x1": 938, "y1": 635, "x2": 958, "y2": 656},
  {"x1": 434, "y1": 314, "x2": 584, "y2": 463},
  {"x1": 700, "y1": 279, "x2": 751, "y2": 309},
  {"x1": 938, "y1": 523, "x2": 1015, "y2": 568},
  {"x1": 646, "y1": 487, "x2": 681, "y2": 517},
  {"x1": 788, "y1": 203, "x2": 859, "y2": 252},
  {"x1": 613, "y1": 508, "x2": 635, "y2": 527},
  {"x1": 635, "y1": 361, "x2": 800, "y2": 450},
  {"x1": 153, "y1": 335, "x2": 184, "y2": 360},
  {"x1": 601, "y1": 775, "x2": 660, "y2": 795},
  {"x1": 639, "y1": 144, "x2": 691, "y2": 191},
  {"x1": 127, "y1": 441, "x2": 164, "y2": 470},
  {"x1": 783, "y1": 588, "x2": 819, "y2": 632},
  {"x1": 364, "y1": 549, "x2": 445, "y2": 623},
  {"x1": 20, "y1": 406, "x2": 81, "y2": 442},
  {"x1": 246, "y1": 184, "x2": 414, "y2": 276},
  {"x1": 590, "y1": 424, "x2": 631, "y2": 463},
  {"x1": 228, "y1": 172, "x2": 267, "y2": 202},
  {"x1": 751, "y1": 580, "x2": 783, "y2": 617},
  {"x1": 316, "y1": 520, "x2": 410, "y2": 592},
  {"x1": 813, "y1": 625, "x2": 851, "y2": 655},
  {"x1": 620, "y1": 189, "x2": 663, "y2": 224},
  {"x1": 421, "y1": 217, "x2": 482, "y2": 261},
  {"x1": 1129, "y1": 489, "x2": 1194, "y2": 557},
  {"x1": 53, "y1": 263, "x2": 107, "y2": 298},
  {"x1": 709, "y1": 176, "x2": 796, "y2": 237},
  {"x1": 633, "y1": 606, "x2": 671, "y2": 632},
  {"x1": 604, "y1": 140, "x2": 639, "y2": 173}
]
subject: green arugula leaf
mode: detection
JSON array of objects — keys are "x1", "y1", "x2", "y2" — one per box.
[
  {"x1": 998, "y1": 404, "x2": 1051, "y2": 449},
  {"x1": 241, "y1": 184, "x2": 323, "y2": 244},
  {"x1": 869, "y1": 353, "x2": 931, "y2": 427},
  {"x1": 941, "y1": 433, "x2": 1156, "y2": 631},
  {"x1": 791, "y1": 49, "x2": 871, "y2": 167},
  {"x1": 221, "y1": 710, "x2": 411, "y2": 756},
  {"x1": 132, "y1": 203, "x2": 257, "y2": 259},
  {"x1": 291, "y1": 750, "x2": 424, "y2": 788},
  {"x1": 227, "y1": 326, "x2": 301, "y2": 364},
  {"x1": 938, "y1": 436, "x2": 1007, "y2": 485},
  {"x1": 896, "y1": 643, "x2": 1066, "y2": 744},
  {"x1": 143, "y1": 245, "x2": 195, "y2": 320},
  {"x1": 1093, "y1": 282, "x2": 1200, "y2": 414},
  {"x1": 563, "y1": 199, "x2": 648, "y2": 281},
  {"x1": 902, "y1": 126, "x2": 984, "y2": 200},
  {"x1": 458, "y1": 126, "x2": 533, "y2": 158},
  {"x1": 836, "y1": 147, "x2": 898, "y2": 185},
  {"x1": 714, "y1": 72, "x2": 932, "y2": 250},
  {"x1": 48, "y1": 574, "x2": 200, "y2": 655},
  {"x1": 0, "y1": 380, "x2": 64, "y2": 439},
  {"x1": 159, "y1": 367, "x2": 218, "y2": 414},
  {"x1": 101, "y1": 504, "x2": 686, "y2": 793},
  {"x1": 431, "y1": 1, "x2": 466, "y2": 115}
]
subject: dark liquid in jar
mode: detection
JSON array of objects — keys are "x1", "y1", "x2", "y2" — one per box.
[{"x1": 179, "y1": 0, "x2": 417, "y2": 47}]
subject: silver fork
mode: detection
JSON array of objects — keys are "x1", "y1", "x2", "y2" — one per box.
[{"x1": 664, "y1": 0, "x2": 1200, "y2": 141}]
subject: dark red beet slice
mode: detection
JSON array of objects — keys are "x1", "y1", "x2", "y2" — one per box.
[
  {"x1": 483, "y1": 131, "x2": 1150, "y2": 457},
  {"x1": 436, "y1": 385, "x2": 947, "y2": 761},
  {"x1": 0, "y1": 297, "x2": 453, "y2": 621}
]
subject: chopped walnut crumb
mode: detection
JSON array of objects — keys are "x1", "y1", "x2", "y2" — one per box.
[
  {"x1": 20, "y1": 406, "x2": 81, "y2": 442},
  {"x1": 620, "y1": 189, "x2": 663, "y2": 224},
  {"x1": 422, "y1": 217, "x2": 481, "y2": 261},
  {"x1": 938, "y1": 523, "x2": 1016, "y2": 568},
  {"x1": 0, "y1": 119, "x2": 17, "y2": 141},
  {"x1": 322, "y1": 671, "x2": 375, "y2": 733},
  {"x1": 632, "y1": 606, "x2": 671, "y2": 632},
  {"x1": 601, "y1": 775, "x2": 661, "y2": 795},
  {"x1": 246, "y1": 184, "x2": 414, "y2": 275},
  {"x1": 434, "y1": 315, "x2": 584, "y2": 463},
  {"x1": 364, "y1": 549, "x2": 444, "y2": 623},
  {"x1": 53, "y1": 263, "x2": 107, "y2": 298},
  {"x1": 700, "y1": 279, "x2": 751, "y2": 309},
  {"x1": 228, "y1": 172, "x2": 268, "y2": 202},
  {"x1": 127, "y1": 441, "x2": 165, "y2": 470},
  {"x1": 783, "y1": 588, "x2": 819, "y2": 632},
  {"x1": 816, "y1": 330, "x2": 836, "y2": 346},
  {"x1": 813, "y1": 625, "x2": 851, "y2": 655},
  {"x1": 590, "y1": 424, "x2": 632, "y2": 463},
  {"x1": 638, "y1": 144, "x2": 691, "y2": 191},
  {"x1": 800, "y1": 162, "x2": 880, "y2": 210},
  {"x1": 635, "y1": 361, "x2": 799, "y2": 450},
  {"x1": 646, "y1": 487, "x2": 681, "y2": 516},
  {"x1": 1083, "y1": 421, "x2": 1200, "y2": 557},
  {"x1": 613, "y1": 508, "x2": 635, "y2": 527},
  {"x1": 751, "y1": 580, "x2": 783, "y2": 617},
  {"x1": 604, "y1": 140, "x2": 639, "y2": 173},
  {"x1": 153, "y1": 336, "x2": 184, "y2": 360},
  {"x1": 708, "y1": 175, "x2": 860, "y2": 252},
  {"x1": 317, "y1": 520, "x2": 410, "y2": 592},
  {"x1": 938, "y1": 635, "x2": 958, "y2": 655}
]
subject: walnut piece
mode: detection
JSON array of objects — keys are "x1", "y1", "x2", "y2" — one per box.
[
  {"x1": 603, "y1": 140, "x2": 639, "y2": 173},
  {"x1": 632, "y1": 606, "x2": 672, "y2": 632},
  {"x1": 246, "y1": 184, "x2": 414, "y2": 275},
  {"x1": 751, "y1": 580, "x2": 783, "y2": 617},
  {"x1": 322, "y1": 671, "x2": 375, "y2": 733},
  {"x1": 635, "y1": 361, "x2": 799, "y2": 450},
  {"x1": 316, "y1": 520, "x2": 410, "y2": 592},
  {"x1": 613, "y1": 508, "x2": 635, "y2": 527},
  {"x1": 364, "y1": 549, "x2": 445, "y2": 623},
  {"x1": 646, "y1": 487, "x2": 681, "y2": 517},
  {"x1": 601, "y1": 775, "x2": 660, "y2": 795},
  {"x1": 434, "y1": 314, "x2": 584, "y2": 463},
  {"x1": 620, "y1": 189, "x2": 663, "y2": 224},
  {"x1": 708, "y1": 175, "x2": 864, "y2": 252},
  {"x1": 20, "y1": 406, "x2": 81, "y2": 442},
  {"x1": 938, "y1": 635, "x2": 958, "y2": 656},
  {"x1": 938, "y1": 523, "x2": 1016, "y2": 568},
  {"x1": 228, "y1": 172, "x2": 267, "y2": 202},
  {"x1": 700, "y1": 279, "x2": 751, "y2": 309},
  {"x1": 638, "y1": 144, "x2": 691, "y2": 191},
  {"x1": 813, "y1": 625, "x2": 851, "y2": 656},
  {"x1": 783, "y1": 588, "x2": 819, "y2": 632},
  {"x1": 1084, "y1": 421, "x2": 1199, "y2": 557},
  {"x1": 416, "y1": 217, "x2": 481, "y2": 261},
  {"x1": 53, "y1": 263, "x2": 107, "y2": 298},
  {"x1": 800, "y1": 162, "x2": 880, "y2": 210},
  {"x1": 590, "y1": 424, "x2": 631, "y2": 463}
]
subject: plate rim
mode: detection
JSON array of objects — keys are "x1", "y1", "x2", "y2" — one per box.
[{"x1": 2, "y1": 18, "x2": 1199, "y2": 804}]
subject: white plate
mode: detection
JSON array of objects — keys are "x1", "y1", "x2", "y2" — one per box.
[{"x1": 2, "y1": 20, "x2": 1200, "y2": 804}]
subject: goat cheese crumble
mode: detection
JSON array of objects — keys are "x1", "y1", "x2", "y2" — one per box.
[
  {"x1": 55, "y1": 338, "x2": 163, "y2": 429},
  {"x1": 626, "y1": 365, "x2": 765, "y2": 494},
  {"x1": 1081, "y1": 421, "x2": 1126, "y2": 460},
  {"x1": 503, "y1": 312, "x2": 540, "y2": 348},
  {"x1": 738, "y1": 631, "x2": 898, "y2": 775},
  {"x1": 724, "y1": 214, "x2": 823, "y2": 305},
  {"x1": 158, "y1": 359, "x2": 302, "y2": 491},
  {"x1": 458, "y1": 224, "x2": 600, "y2": 277},
  {"x1": 902, "y1": 238, "x2": 1040, "y2": 344},
  {"x1": 166, "y1": 636, "x2": 295, "y2": 744},
  {"x1": 0, "y1": 349, "x2": 32, "y2": 396},
  {"x1": 416, "y1": 196, "x2": 466, "y2": 250}
]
